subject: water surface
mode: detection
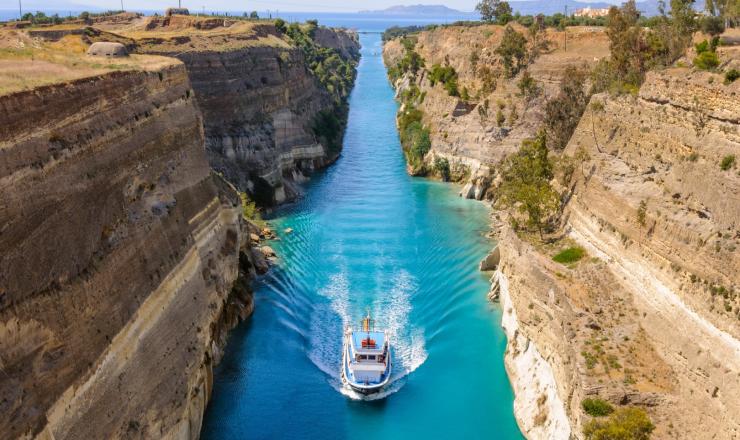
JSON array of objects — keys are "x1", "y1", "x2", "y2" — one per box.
[{"x1": 201, "y1": 32, "x2": 522, "y2": 440}]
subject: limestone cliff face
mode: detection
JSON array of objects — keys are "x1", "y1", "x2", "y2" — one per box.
[
  {"x1": 389, "y1": 24, "x2": 740, "y2": 439},
  {"x1": 560, "y1": 68, "x2": 740, "y2": 439},
  {"x1": 137, "y1": 22, "x2": 360, "y2": 205},
  {"x1": 384, "y1": 25, "x2": 609, "y2": 198},
  {"x1": 485, "y1": 67, "x2": 739, "y2": 439},
  {"x1": 0, "y1": 64, "x2": 257, "y2": 439}
]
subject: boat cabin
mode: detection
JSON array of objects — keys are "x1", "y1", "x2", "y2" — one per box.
[{"x1": 345, "y1": 330, "x2": 389, "y2": 385}]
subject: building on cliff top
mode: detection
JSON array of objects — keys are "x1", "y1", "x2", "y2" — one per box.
[{"x1": 574, "y1": 7, "x2": 610, "y2": 18}]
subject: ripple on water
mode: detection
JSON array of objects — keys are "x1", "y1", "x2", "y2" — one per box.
[{"x1": 200, "y1": 32, "x2": 523, "y2": 440}]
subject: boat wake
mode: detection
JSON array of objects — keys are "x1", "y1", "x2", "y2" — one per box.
[{"x1": 306, "y1": 269, "x2": 427, "y2": 400}]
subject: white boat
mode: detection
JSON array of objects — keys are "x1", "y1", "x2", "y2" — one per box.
[{"x1": 341, "y1": 312, "x2": 392, "y2": 394}]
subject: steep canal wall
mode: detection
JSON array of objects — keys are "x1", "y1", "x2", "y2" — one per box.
[{"x1": 0, "y1": 15, "x2": 358, "y2": 439}]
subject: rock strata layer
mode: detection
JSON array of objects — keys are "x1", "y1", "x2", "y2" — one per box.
[
  {"x1": 0, "y1": 61, "x2": 255, "y2": 440},
  {"x1": 137, "y1": 22, "x2": 360, "y2": 205},
  {"x1": 387, "y1": 24, "x2": 740, "y2": 440}
]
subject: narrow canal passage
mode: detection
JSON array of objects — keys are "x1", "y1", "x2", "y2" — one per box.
[{"x1": 201, "y1": 32, "x2": 523, "y2": 440}]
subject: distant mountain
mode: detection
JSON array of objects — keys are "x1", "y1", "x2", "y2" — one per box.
[
  {"x1": 359, "y1": 1, "x2": 671, "y2": 18},
  {"x1": 359, "y1": 4, "x2": 465, "y2": 15}
]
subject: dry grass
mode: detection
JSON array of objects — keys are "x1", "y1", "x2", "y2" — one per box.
[
  {"x1": 117, "y1": 16, "x2": 290, "y2": 52},
  {"x1": 0, "y1": 33, "x2": 177, "y2": 96}
]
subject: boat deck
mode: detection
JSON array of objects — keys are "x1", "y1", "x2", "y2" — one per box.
[{"x1": 351, "y1": 331, "x2": 386, "y2": 352}]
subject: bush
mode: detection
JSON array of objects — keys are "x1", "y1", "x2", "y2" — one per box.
[
  {"x1": 517, "y1": 70, "x2": 541, "y2": 103},
  {"x1": 433, "y1": 157, "x2": 451, "y2": 181},
  {"x1": 720, "y1": 155, "x2": 736, "y2": 171},
  {"x1": 312, "y1": 105, "x2": 347, "y2": 156},
  {"x1": 544, "y1": 66, "x2": 588, "y2": 150},
  {"x1": 429, "y1": 64, "x2": 459, "y2": 97},
  {"x1": 583, "y1": 407, "x2": 654, "y2": 440},
  {"x1": 694, "y1": 51, "x2": 719, "y2": 70},
  {"x1": 553, "y1": 247, "x2": 585, "y2": 264},
  {"x1": 496, "y1": 132, "x2": 559, "y2": 238},
  {"x1": 274, "y1": 18, "x2": 286, "y2": 33},
  {"x1": 495, "y1": 25, "x2": 528, "y2": 77},
  {"x1": 724, "y1": 69, "x2": 739, "y2": 84},
  {"x1": 700, "y1": 16, "x2": 725, "y2": 37},
  {"x1": 390, "y1": 39, "x2": 425, "y2": 83},
  {"x1": 695, "y1": 39, "x2": 710, "y2": 54},
  {"x1": 582, "y1": 398, "x2": 614, "y2": 417},
  {"x1": 239, "y1": 192, "x2": 260, "y2": 221}
]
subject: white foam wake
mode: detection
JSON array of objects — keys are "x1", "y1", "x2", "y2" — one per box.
[{"x1": 305, "y1": 268, "x2": 428, "y2": 400}]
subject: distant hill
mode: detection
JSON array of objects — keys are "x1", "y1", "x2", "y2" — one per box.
[
  {"x1": 508, "y1": 0, "x2": 702, "y2": 18},
  {"x1": 359, "y1": 4, "x2": 465, "y2": 15},
  {"x1": 360, "y1": 1, "x2": 674, "y2": 18},
  {"x1": 507, "y1": 0, "x2": 657, "y2": 16}
]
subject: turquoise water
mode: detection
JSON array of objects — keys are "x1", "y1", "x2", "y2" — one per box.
[{"x1": 201, "y1": 33, "x2": 523, "y2": 440}]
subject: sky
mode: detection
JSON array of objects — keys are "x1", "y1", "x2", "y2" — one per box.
[{"x1": 5, "y1": 0, "x2": 619, "y2": 13}]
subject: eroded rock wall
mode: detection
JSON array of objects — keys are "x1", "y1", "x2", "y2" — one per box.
[
  {"x1": 0, "y1": 65, "x2": 254, "y2": 439},
  {"x1": 560, "y1": 68, "x2": 740, "y2": 438},
  {"x1": 139, "y1": 25, "x2": 360, "y2": 205},
  {"x1": 384, "y1": 25, "x2": 609, "y2": 198}
]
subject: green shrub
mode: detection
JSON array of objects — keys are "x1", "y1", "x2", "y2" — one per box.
[
  {"x1": 582, "y1": 398, "x2": 614, "y2": 417},
  {"x1": 720, "y1": 155, "x2": 736, "y2": 171},
  {"x1": 239, "y1": 192, "x2": 260, "y2": 221},
  {"x1": 583, "y1": 407, "x2": 654, "y2": 440},
  {"x1": 495, "y1": 25, "x2": 528, "y2": 77},
  {"x1": 517, "y1": 70, "x2": 541, "y2": 102},
  {"x1": 544, "y1": 66, "x2": 588, "y2": 150},
  {"x1": 429, "y1": 64, "x2": 459, "y2": 97},
  {"x1": 410, "y1": 126, "x2": 431, "y2": 160},
  {"x1": 725, "y1": 69, "x2": 739, "y2": 84},
  {"x1": 274, "y1": 18, "x2": 286, "y2": 33},
  {"x1": 695, "y1": 39, "x2": 710, "y2": 54},
  {"x1": 553, "y1": 247, "x2": 585, "y2": 264},
  {"x1": 433, "y1": 157, "x2": 451, "y2": 181},
  {"x1": 693, "y1": 51, "x2": 719, "y2": 70},
  {"x1": 496, "y1": 132, "x2": 559, "y2": 238}
]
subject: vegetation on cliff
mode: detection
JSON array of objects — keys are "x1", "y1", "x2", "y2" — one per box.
[
  {"x1": 283, "y1": 21, "x2": 358, "y2": 104},
  {"x1": 583, "y1": 407, "x2": 655, "y2": 440},
  {"x1": 496, "y1": 132, "x2": 559, "y2": 237},
  {"x1": 544, "y1": 67, "x2": 589, "y2": 150},
  {"x1": 275, "y1": 20, "x2": 359, "y2": 160},
  {"x1": 590, "y1": 0, "x2": 717, "y2": 93},
  {"x1": 428, "y1": 64, "x2": 459, "y2": 96}
]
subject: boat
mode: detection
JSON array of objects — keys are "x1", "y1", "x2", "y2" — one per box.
[{"x1": 341, "y1": 311, "x2": 392, "y2": 394}]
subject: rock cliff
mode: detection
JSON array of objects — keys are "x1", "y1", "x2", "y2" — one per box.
[
  {"x1": 0, "y1": 19, "x2": 324, "y2": 438},
  {"x1": 384, "y1": 24, "x2": 609, "y2": 198},
  {"x1": 131, "y1": 18, "x2": 360, "y2": 205},
  {"x1": 497, "y1": 61, "x2": 739, "y2": 440},
  {"x1": 386, "y1": 24, "x2": 739, "y2": 440}
]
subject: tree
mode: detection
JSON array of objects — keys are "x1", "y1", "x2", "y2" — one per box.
[
  {"x1": 497, "y1": 132, "x2": 560, "y2": 238},
  {"x1": 476, "y1": 0, "x2": 513, "y2": 24},
  {"x1": 250, "y1": 10, "x2": 259, "y2": 19},
  {"x1": 605, "y1": 1, "x2": 648, "y2": 88},
  {"x1": 707, "y1": 0, "x2": 740, "y2": 27},
  {"x1": 700, "y1": 15, "x2": 725, "y2": 36},
  {"x1": 544, "y1": 66, "x2": 588, "y2": 150},
  {"x1": 496, "y1": 25, "x2": 528, "y2": 77},
  {"x1": 670, "y1": 0, "x2": 697, "y2": 34}
]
